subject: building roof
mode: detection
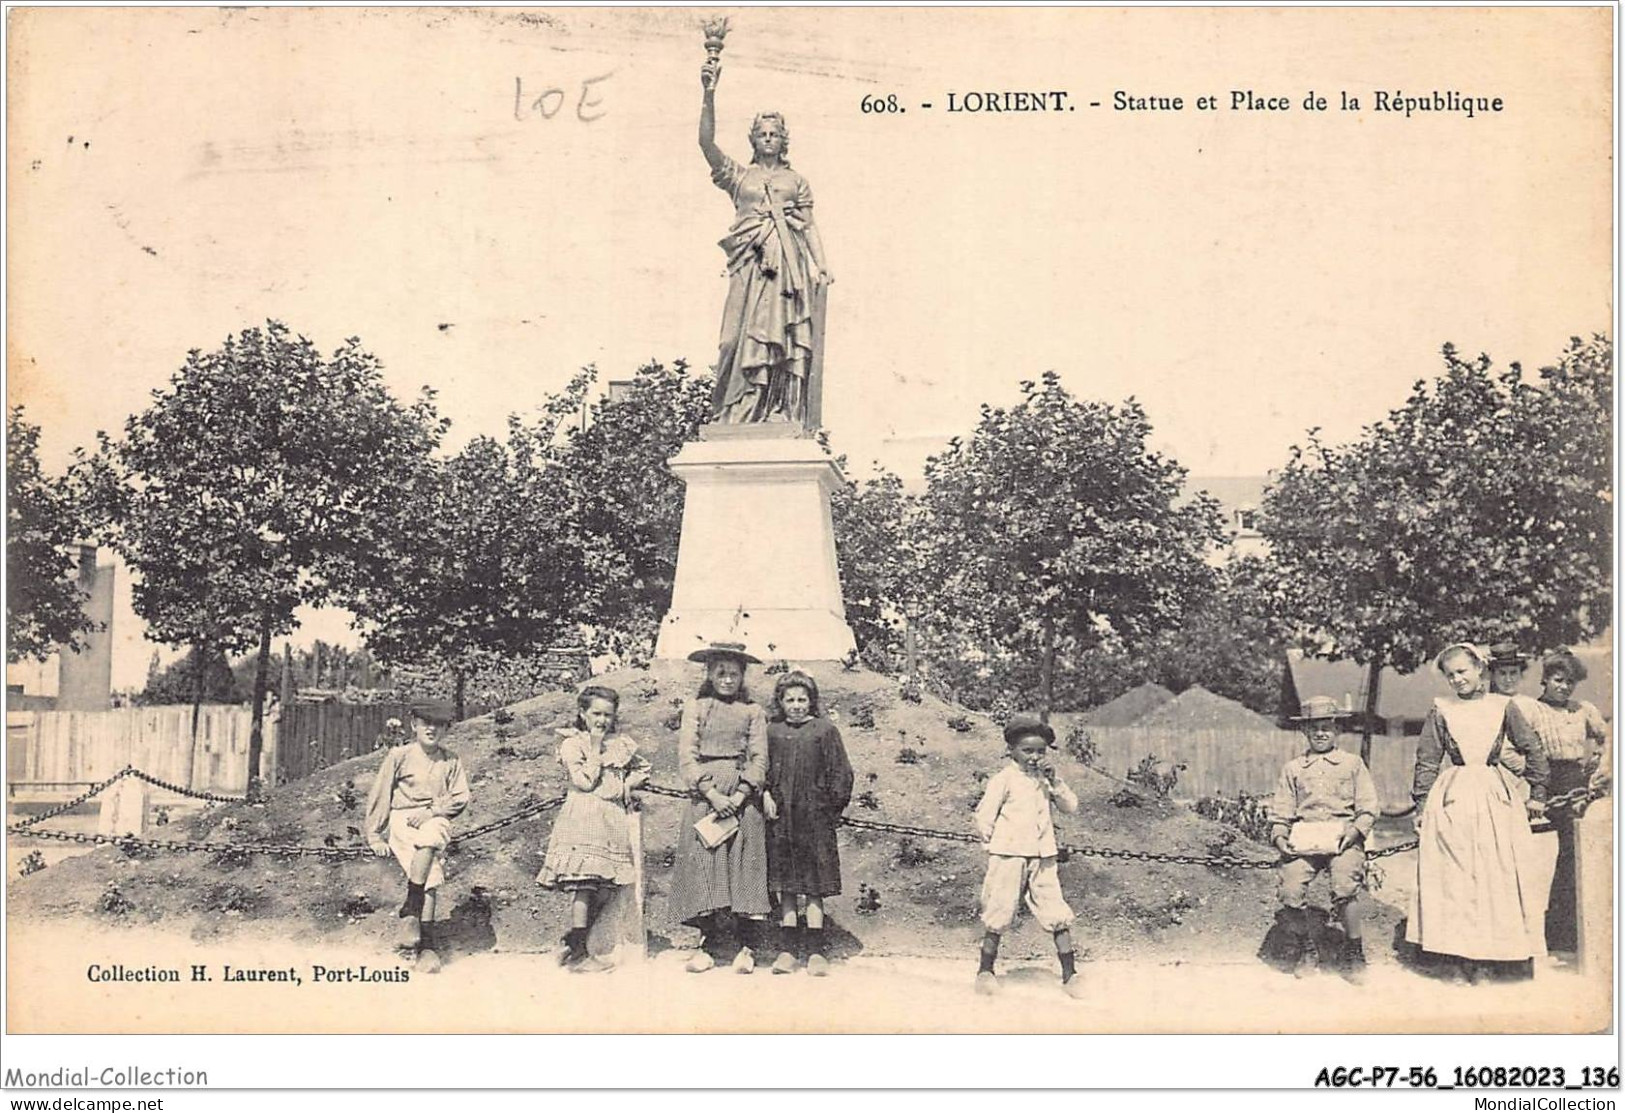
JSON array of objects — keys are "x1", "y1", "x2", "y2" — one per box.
[
  {"x1": 1076, "y1": 682, "x2": 1176, "y2": 726},
  {"x1": 1135, "y1": 685, "x2": 1279, "y2": 730},
  {"x1": 1285, "y1": 651, "x2": 1445, "y2": 723},
  {"x1": 1189, "y1": 476, "x2": 1269, "y2": 512},
  {"x1": 1286, "y1": 641, "x2": 1615, "y2": 723}
]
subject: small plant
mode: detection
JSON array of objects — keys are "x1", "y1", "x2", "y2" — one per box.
[
  {"x1": 492, "y1": 707, "x2": 515, "y2": 726},
  {"x1": 856, "y1": 883, "x2": 882, "y2": 914},
  {"x1": 1063, "y1": 725, "x2": 1098, "y2": 767},
  {"x1": 894, "y1": 747, "x2": 923, "y2": 766},
  {"x1": 334, "y1": 782, "x2": 359, "y2": 811},
  {"x1": 1192, "y1": 793, "x2": 1274, "y2": 845},
  {"x1": 1204, "y1": 829, "x2": 1238, "y2": 862},
  {"x1": 986, "y1": 694, "x2": 1017, "y2": 727},
  {"x1": 212, "y1": 846, "x2": 252, "y2": 870},
  {"x1": 375, "y1": 718, "x2": 408, "y2": 752},
  {"x1": 1126, "y1": 755, "x2": 1185, "y2": 799},
  {"x1": 850, "y1": 703, "x2": 877, "y2": 730},
  {"x1": 1107, "y1": 788, "x2": 1144, "y2": 809},
  {"x1": 633, "y1": 678, "x2": 660, "y2": 701},
  {"x1": 662, "y1": 708, "x2": 683, "y2": 732},
  {"x1": 99, "y1": 881, "x2": 134, "y2": 916},
  {"x1": 899, "y1": 675, "x2": 923, "y2": 704},
  {"x1": 1364, "y1": 863, "x2": 1384, "y2": 894},
  {"x1": 18, "y1": 850, "x2": 46, "y2": 877},
  {"x1": 765, "y1": 660, "x2": 789, "y2": 675},
  {"x1": 945, "y1": 714, "x2": 973, "y2": 733},
  {"x1": 117, "y1": 837, "x2": 155, "y2": 860},
  {"x1": 854, "y1": 790, "x2": 880, "y2": 810},
  {"x1": 841, "y1": 648, "x2": 862, "y2": 672},
  {"x1": 1162, "y1": 890, "x2": 1198, "y2": 927},
  {"x1": 859, "y1": 640, "x2": 893, "y2": 676},
  {"x1": 208, "y1": 882, "x2": 262, "y2": 914},
  {"x1": 340, "y1": 891, "x2": 375, "y2": 918},
  {"x1": 895, "y1": 837, "x2": 937, "y2": 867},
  {"x1": 152, "y1": 805, "x2": 172, "y2": 827}
]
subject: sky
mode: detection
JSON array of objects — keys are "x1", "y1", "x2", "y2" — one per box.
[{"x1": 6, "y1": 6, "x2": 1613, "y2": 689}]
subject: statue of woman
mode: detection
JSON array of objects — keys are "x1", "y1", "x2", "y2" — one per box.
[{"x1": 699, "y1": 55, "x2": 833, "y2": 426}]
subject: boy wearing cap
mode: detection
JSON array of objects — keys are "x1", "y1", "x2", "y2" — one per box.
[
  {"x1": 364, "y1": 707, "x2": 471, "y2": 972},
  {"x1": 1269, "y1": 696, "x2": 1379, "y2": 982},
  {"x1": 972, "y1": 713, "x2": 1084, "y2": 999}
]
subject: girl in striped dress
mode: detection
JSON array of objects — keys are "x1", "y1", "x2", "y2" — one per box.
[
  {"x1": 668, "y1": 643, "x2": 772, "y2": 973},
  {"x1": 538, "y1": 686, "x2": 650, "y2": 973}
]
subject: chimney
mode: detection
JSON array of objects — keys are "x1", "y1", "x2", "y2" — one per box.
[{"x1": 77, "y1": 543, "x2": 98, "y2": 588}]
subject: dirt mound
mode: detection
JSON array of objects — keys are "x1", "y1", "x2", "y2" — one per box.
[
  {"x1": 1076, "y1": 682, "x2": 1176, "y2": 727},
  {"x1": 10, "y1": 662, "x2": 1307, "y2": 965},
  {"x1": 1136, "y1": 686, "x2": 1279, "y2": 731}
]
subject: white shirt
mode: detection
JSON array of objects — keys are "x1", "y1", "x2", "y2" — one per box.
[{"x1": 973, "y1": 761, "x2": 1079, "y2": 857}]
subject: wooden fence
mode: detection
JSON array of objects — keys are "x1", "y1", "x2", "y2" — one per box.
[
  {"x1": 6, "y1": 706, "x2": 274, "y2": 795},
  {"x1": 1076, "y1": 725, "x2": 1419, "y2": 809},
  {"x1": 276, "y1": 701, "x2": 413, "y2": 784}
]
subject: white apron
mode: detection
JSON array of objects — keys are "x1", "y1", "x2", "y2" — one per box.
[{"x1": 1406, "y1": 694, "x2": 1544, "y2": 961}]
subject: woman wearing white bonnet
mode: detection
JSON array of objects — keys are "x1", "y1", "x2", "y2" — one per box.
[{"x1": 1406, "y1": 641, "x2": 1549, "y2": 983}]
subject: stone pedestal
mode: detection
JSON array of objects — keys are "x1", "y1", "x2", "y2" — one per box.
[
  {"x1": 96, "y1": 776, "x2": 148, "y2": 838},
  {"x1": 655, "y1": 432, "x2": 857, "y2": 662},
  {"x1": 1574, "y1": 796, "x2": 1613, "y2": 979}
]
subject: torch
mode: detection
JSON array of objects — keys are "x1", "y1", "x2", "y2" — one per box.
[{"x1": 701, "y1": 15, "x2": 730, "y2": 89}]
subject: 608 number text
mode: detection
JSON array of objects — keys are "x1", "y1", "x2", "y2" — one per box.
[{"x1": 861, "y1": 94, "x2": 904, "y2": 114}]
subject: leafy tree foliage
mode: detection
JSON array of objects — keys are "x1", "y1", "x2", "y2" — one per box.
[
  {"x1": 349, "y1": 359, "x2": 711, "y2": 708},
  {"x1": 914, "y1": 373, "x2": 1225, "y2": 715},
  {"x1": 139, "y1": 645, "x2": 239, "y2": 706},
  {"x1": 555, "y1": 359, "x2": 713, "y2": 660},
  {"x1": 1262, "y1": 337, "x2": 1613, "y2": 757},
  {"x1": 1141, "y1": 554, "x2": 1291, "y2": 717},
  {"x1": 347, "y1": 413, "x2": 581, "y2": 718},
  {"x1": 90, "y1": 322, "x2": 446, "y2": 792},
  {"x1": 828, "y1": 465, "x2": 922, "y2": 667},
  {"x1": 7, "y1": 407, "x2": 96, "y2": 661}
]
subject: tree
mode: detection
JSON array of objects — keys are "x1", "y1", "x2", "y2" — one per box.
[
  {"x1": 1142, "y1": 554, "x2": 1291, "y2": 717},
  {"x1": 553, "y1": 359, "x2": 714, "y2": 660},
  {"x1": 6, "y1": 406, "x2": 97, "y2": 661},
  {"x1": 138, "y1": 645, "x2": 238, "y2": 706},
  {"x1": 92, "y1": 322, "x2": 446, "y2": 794},
  {"x1": 1262, "y1": 337, "x2": 1613, "y2": 762},
  {"x1": 828, "y1": 464, "x2": 921, "y2": 667},
  {"x1": 348, "y1": 418, "x2": 580, "y2": 719},
  {"x1": 914, "y1": 373, "x2": 1225, "y2": 717}
]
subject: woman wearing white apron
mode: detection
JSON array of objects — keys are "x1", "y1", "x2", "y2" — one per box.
[{"x1": 1407, "y1": 643, "x2": 1549, "y2": 983}]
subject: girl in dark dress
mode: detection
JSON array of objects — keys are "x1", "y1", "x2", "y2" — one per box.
[{"x1": 762, "y1": 671, "x2": 853, "y2": 975}]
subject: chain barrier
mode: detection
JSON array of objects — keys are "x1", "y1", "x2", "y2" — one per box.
[
  {"x1": 8, "y1": 767, "x2": 1608, "y2": 871},
  {"x1": 7, "y1": 771, "x2": 565, "y2": 860},
  {"x1": 10, "y1": 768, "x2": 137, "y2": 829},
  {"x1": 125, "y1": 768, "x2": 248, "y2": 805}
]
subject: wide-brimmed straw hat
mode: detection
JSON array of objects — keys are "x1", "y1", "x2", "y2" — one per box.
[
  {"x1": 687, "y1": 641, "x2": 761, "y2": 667},
  {"x1": 1290, "y1": 695, "x2": 1353, "y2": 723},
  {"x1": 1487, "y1": 641, "x2": 1531, "y2": 669},
  {"x1": 1002, "y1": 713, "x2": 1055, "y2": 748}
]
